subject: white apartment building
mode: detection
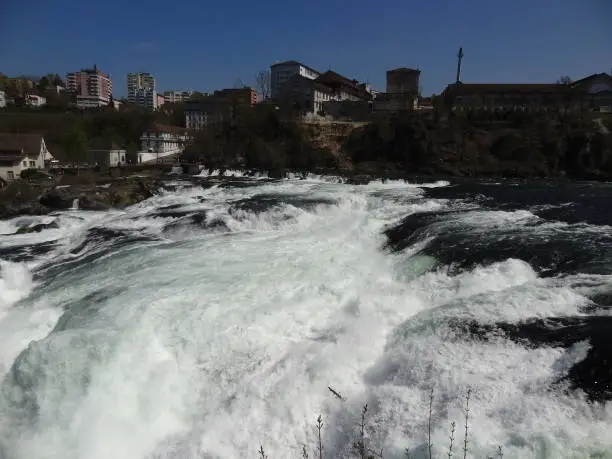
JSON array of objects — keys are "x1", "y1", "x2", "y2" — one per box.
[
  {"x1": 67, "y1": 66, "x2": 112, "y2": 108},
  {"x1": 138, "y1": 124, "x2": 192, "y2": 164},
  {"x1": 163, "y1": 90, "x2": 194, "y2": 104},
  {"x1": 127, "y1": 72, "x2": 155, "y2": 104},
  {"x1": 135, "y1": 88, "x2": 158, "y2": 111},
  {"x1": 270, "y1": 61, "x2": 321, "y2": 99},
  {"x1": 0, "y1": 90, "x2": 6, "y2": 108}
]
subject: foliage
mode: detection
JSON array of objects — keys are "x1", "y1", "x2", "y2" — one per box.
[
  {"x1": 255, "y1": 70, "x2": 271, "y2": 100},
  {"x1": 556, "y1": 76, "x2": 572, "y2": 85},
  {"x1": 342, "y1": 109, "x2": 612, "y2": 179},
  {"x1": 343, "y1": 113, "x2": 430, "y2": 170},
  {"x1": 0, "y1": 108, "x2": 169, "y2": 163},
  {"x1": 20, "y1": 168, "x2": 52, "y2": 180},
  {"x1": 184, "y1": 104, "x2": 337, "y2": 173},
  {"x1": 63, "y1": 123, "x2": 88, "y2": 164}
]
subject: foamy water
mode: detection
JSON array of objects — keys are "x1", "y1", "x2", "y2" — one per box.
[{"x1": 0, "y1": 175, "x2": 611, "y2": 459}]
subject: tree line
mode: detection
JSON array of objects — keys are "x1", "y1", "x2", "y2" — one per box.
[{"x1": 0, "y1": 107, "x2": 174, "y2": 164}]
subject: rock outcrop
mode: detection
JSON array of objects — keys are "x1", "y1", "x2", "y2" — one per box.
[{"x1": 0, "y1": 175, "x2": 163, "y2": 219}]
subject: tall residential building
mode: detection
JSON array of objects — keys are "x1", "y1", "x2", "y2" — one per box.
[
  {"x1": 270, "y1": 61, "x2": 321, "y2": 99},
  {"x1": 184, "y1": 87, "x2": 257, "y2": 131},
  {"x1": 163, "y1": 90, "x2": 194, "y2": 104},
  {"x1": 66, "y1": 66, "x2": 112, "y2": 109},
  {"x1": 135, "y1": 88, "x2": 158, "y2": 111},
  {"x1": 127, "y1": 72, "x2": 155, "y2": 103}
]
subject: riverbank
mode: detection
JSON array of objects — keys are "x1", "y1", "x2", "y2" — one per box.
[{"x1": 0, "y1": 172, "x2": 164, "y2": 220}]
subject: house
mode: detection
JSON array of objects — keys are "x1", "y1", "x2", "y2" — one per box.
[
  {"x1": 316, "y1": 71, "x2": 372, "y2": 102},
  {"x1": 138, "y1": 124, "x2": 193, "y2": 164},
  {"x1": 275, "y1": 68, "x2": 373, "y2": 117},
  {"x1": 88, "y1": 140, "x2": 128, "y2": 168},
  {"x1": 25, "y1": 94, "x2": 47, "y2": 107},
  {"x1": 184, "y1": 88, "x2": 256, "y2": 131},
  {"x1": 0, "y1": 133, "x2": 53, "y2": 182},
  {"x1": 570, "y1": 73, "x2": 612, "y2": 113},
  {"x1": 0, "y1": 90, "x2": 6, "y2": 108}
]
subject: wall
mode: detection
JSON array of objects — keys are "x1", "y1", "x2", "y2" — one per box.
[
  {"x1": 386, "y1": 69, "x2": 420, "y2": 95},
  {"x1": 0, "y1": 154, "x2": 44, "y2": 181},
  {"x1": 301, "y1": 121, "x2": 370, "y2": 156}
]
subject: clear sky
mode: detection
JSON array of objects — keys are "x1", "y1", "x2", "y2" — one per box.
[{"x1": 1, "y1": 0, "x2": 610, "y2": 97}]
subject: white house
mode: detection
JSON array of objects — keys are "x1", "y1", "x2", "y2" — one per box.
[
  {"x1": 138, "y1": 124, "x2": 193, "y2": 164},
  {"x1": 0, "y1": 133, "x2": 53, "y2": 182},
  {"x1": 26, "y1": 94, "x2": 47, "y2": 107},
  {"x1": 570, "y1": 73, "x2": 612, "y2": 113},
  {"x1": 89, "y1": 141, "x2": 128, "y2": 168},
  {"x1": 270, "y1": 60, "x2": 321, "y2": 99}
]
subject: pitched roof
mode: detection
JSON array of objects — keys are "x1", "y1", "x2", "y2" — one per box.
[
  {"x1": 0, "y1": 150, "x2": 26, "y2": 167},
  {"x1": 317, "y1": 70, "x2": 357, "y2": 87},
  {"x1": 444, "y1": 83, "x2": 570, "y2": 95},
  {"x1": 570, "y1": 73, "x2": 612, "y2": 87},
  {"x1": 316, "y1": 70, "x2": 372, "y2": 100},
  {"x1": 147, "y1": 123, "x2": 192, "y2": 135},
  {"x1": 0, "y1": 133, "x2": 43, "y2": 157}
]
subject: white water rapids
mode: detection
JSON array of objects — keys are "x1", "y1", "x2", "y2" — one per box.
[{"x1": 0, "y1": 175, "x2": 611, "y2": 459}]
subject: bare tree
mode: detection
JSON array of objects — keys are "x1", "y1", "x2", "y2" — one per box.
[
  {"x1": 255, "y1": 70, "x2": 271, "y2": 100},
  {"x1": 556, "y1": 76, "x2": 572, "y2": 85},
  {"x1": 233, "y1": 77, "x2": 245, "y2": 89}
]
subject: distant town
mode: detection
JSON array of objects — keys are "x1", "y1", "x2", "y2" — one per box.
[{"x1": 0, "y1": 56, "x2": 611, "y2": 183}]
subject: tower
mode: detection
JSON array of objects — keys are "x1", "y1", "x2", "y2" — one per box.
[{"x1": 456, "y1": 47, "x2": 464, "y2": 83}]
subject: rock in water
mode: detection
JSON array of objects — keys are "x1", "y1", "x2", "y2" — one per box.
[{"x1": 0, "y1": 175, "x2": 161, "y2": 219}]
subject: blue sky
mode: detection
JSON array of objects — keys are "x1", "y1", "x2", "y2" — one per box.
[{"x1": 1, "y1": 0, "x2": 610, "y2": 96}]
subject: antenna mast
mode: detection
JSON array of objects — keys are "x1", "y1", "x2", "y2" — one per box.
[{"x1": 456, "y1": 47, "x2": 464, "y2": 83}]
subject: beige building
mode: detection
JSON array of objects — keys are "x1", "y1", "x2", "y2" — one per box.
[
  {"x1": 0, "y1": 134, "x2": 53, "y2": 182},
  {"x1": 67, "y1": 66, "x2": 113, "y2": 108}
]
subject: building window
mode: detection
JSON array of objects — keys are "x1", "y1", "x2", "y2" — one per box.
[
  {"x1": 7, "y1": 171, "x2": 14, "y2": 180},
  {"x1": 29, "y1": 161, "x2": 36, "y2": 167}
]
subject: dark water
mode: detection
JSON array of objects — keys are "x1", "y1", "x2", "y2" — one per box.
[{"x1": 385, "y1": 178, "x2": 612, "y2": 402}]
